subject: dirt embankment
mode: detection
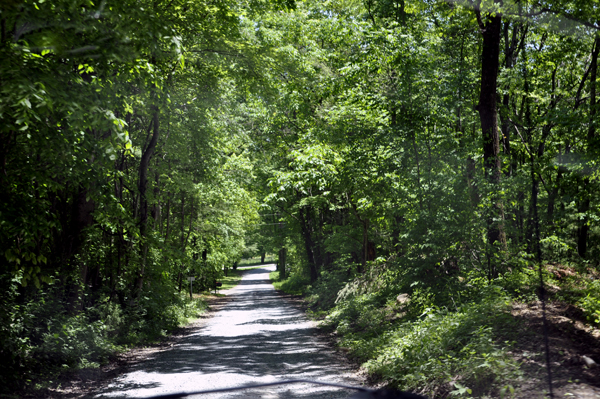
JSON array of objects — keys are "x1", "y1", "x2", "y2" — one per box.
[{"x1": 512, "y1": 301, "x2": 600, "y2": 398}]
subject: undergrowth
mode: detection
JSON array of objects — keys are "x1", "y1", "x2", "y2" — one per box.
[
  {"x1": 324, "y1": 287, "x2": 521, "y2": 398},
  {"x1": 293, "y1": 258, "x2": 600, "y2": 398},
  {"x1": 269, "y1": 270, "x2": 309, "y2": 295},
  {"x1": 267, "y1": 258, "x2": 538, "y2": 398},
  {"x1": 544, "y1": 263, "x2": 600, "y2": 325},
  {"x1": 0, "y1": 273, "x2": 208, "y2": 394},
  {"x1": 578, "y1": 279, "x2": 600, "y2": 324}
]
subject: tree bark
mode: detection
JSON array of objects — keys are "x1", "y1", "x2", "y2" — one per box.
[
  {"x1": 178, "y1": 192, "x2": 185, "y2": 292},
  {"x1": 475, "y1": 11, "x2": 506, "y2": 275},
  {"x1": 136, "y1": 110, "x2": 160, "y2": 296},
  {"x1": 164, "y1": 194, "x2": 171, "y2": 241},
  {"x1": 578, "y1": 37, "x2": 599, "y2": 258},
  {"x1": 151, "y1": 168, "x2": 161, "y2": 229},
  {"x1": 478, "y1": 14, "x2": 502, "y2": 184},
  {"x1": 280, "y1": 248, "x2": 287, "y2": 279}
]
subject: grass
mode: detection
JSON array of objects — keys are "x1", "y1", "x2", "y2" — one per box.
[
  {"x1": 238, "y1": 255, "x2": 276, "y2": 267},
  {"x1": 218, "y1": 268, "x2": 245, "y2": 291},
  {"x1": 176, "y1": 294, "x2": 210, "y2": 324}
]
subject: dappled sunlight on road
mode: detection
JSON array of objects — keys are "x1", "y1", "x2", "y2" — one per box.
[{"x1": 91, "y1": 265, "x2": 362, "y2": 399}]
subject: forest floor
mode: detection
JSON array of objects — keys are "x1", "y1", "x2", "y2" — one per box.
[{"x1": 510, "y1": 300, "x2": 600, "y2": 398}]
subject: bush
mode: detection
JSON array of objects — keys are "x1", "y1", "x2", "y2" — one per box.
[
  {"x1": 324, "y1": 286, "x2": 521, "y2": 398},
  {"x1": 307, "y1": 267, "x2": 354, "y2": 310},
  {"x1": 34, "y1": 314, "x2": 117, "y2": 369},
  {"x1": 118, "y1": 288, "x2": 206, "y2": 345},
  {"x1": 0, "y1": 272, "x2": 208, "y2": 394},
  {"x1": 270, "y1": 271, "x2": 310, "y2": 295},
  {"x1": 578, "y1": 279, "x2": 600, "y2": 324},
  {"x1": 0, "y1": 273, "x2": 34, "y2": 389},
  {"x1": 365, "y1": 298, "x2": 520, "y2": 397}
]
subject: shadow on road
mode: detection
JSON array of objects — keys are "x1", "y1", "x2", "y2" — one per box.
[{"x1": 92, "y1": 266, "x2": 360, "y2": 399}]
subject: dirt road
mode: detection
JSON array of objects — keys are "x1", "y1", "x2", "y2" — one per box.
[{"x1": 91, "y1": 265, "x2": 364, "y2": 399}]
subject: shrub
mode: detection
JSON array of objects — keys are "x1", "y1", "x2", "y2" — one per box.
[
  {"x1": 307, "y1": 267, "x2": 354, "y2": 310},
  {"x1": 270, "y1": 270, "x2": 310, "y2": 295},
  {"x1": 0, "y1": 272, "x2": 208, "y2": 393},
  {"x1": 578, "y1": 280, "x2": 600, "y2": 324},
  {"x1": 364, "y1": 297, "x2": 520, "y2": 397},
  {"x1": 324, "y1": 286, "x2": 521, "y2": 398},
  {"x1": 34, "y1": 314, "x2": 117, "y2": 369}
]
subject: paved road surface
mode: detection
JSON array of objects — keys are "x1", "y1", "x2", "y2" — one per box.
[{"x1": 91, "y1": 265, "x2": 363, "y2": 399}]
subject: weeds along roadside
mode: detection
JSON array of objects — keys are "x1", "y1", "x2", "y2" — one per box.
[
  {"x1": 0, "y1": 272, "x2": 212, "y2": 395},
  {"x1": 269, "y1": 261, "x2": 600, "y2": 398},
  {"x1": 0, "y1": 263, "x2": 264, "y2": 395}
]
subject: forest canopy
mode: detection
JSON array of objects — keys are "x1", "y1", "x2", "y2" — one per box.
[{"x1": 1, "y1": 0, "x2": 600, "y2": 397}]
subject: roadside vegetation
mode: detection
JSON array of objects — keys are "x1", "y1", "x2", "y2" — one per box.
[
  {"x1": 4, "y1": 288, "x2": 207, "y2": 394},
  {"x1": 272, "y1": 263, "x2": 600, "y2": 397},
  {"x1": 219, "y1": 265, "x2": 267, "y2": 291},
  {"x1": 270, "y1": 270, "x2": 309, "y2": 296},
  {"x1": 238, "y1": 255, "x2": 277, "y2": 268},
  {"x1": 0, "y1": 0, "x2": 275, "y2": 393},
  {"x1": 255, "y1": 0, "x2": 600, "y2": 396},
  {"x1": 3, "y1": 0, "x2": 600, "y2": 397}
]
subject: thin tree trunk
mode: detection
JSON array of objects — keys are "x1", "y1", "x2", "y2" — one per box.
[
  {"x1": 178, "y1": 192, "x2": 185, "y2": 292},
  {"x1": 475, "y1": 10, "x2": 506, "y2": 277},
  {"x1": 136, "y1": 110, "x2": 160, "y2": 297},
  {"x1": 181, "y1": 192, "x2": 186, "y2": 248},
  {"x1": 165, "y1": 195, "x2": 171, "y2": 241},
  {"x1": 152, "y1": 168, "x2": 161, "y2": 229},
  {"x1": 348, "y1": 194, "x2": 369, "y2": 273},
  {"x1": 363, "y1": 220, "x2": 368, "y2": 272},
  {"x1": 546, "y1": 67, "x2": 561, "y2": 225},
  {"x1": 547, "y1": 167, "x2": 562, "y2": 222},
  {"x1": 412, "y1": 133, "x2": 423, "y2": 209},
  {"x1": 578, "y1": 37, "x2": 599, "y2": 257},
  {"x1": 184, "y1": 197, "x2": 194, "y2": 248}
]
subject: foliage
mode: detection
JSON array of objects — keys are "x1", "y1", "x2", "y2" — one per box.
[
  {"x1": 306, "y1": 264, "x2": 356, "y2": 310},
  {"x1": 250, "y1": 0, "x2": 600, "y2": 392},
  {"x1": 0, "y1": 272, "x2": 207, "y2": 390},
  {"x1": 324, "y1": 286, "x2": 521, "y2": 397},
  {"x1": 269, "y1": 271, "x2": 310, "y2": 296},
  {"x1": 238, "y1": 254, "x2": 277, "y2": 267},
  {"x1": 0, "y1": 0, "x2": 282, "y2": 391},
  {"x1": 576, "y1": 280, "x2": 600, "y2": 324},
  {"x1": 4, "y1": 0, "x2": 600, "y2": 395}
]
